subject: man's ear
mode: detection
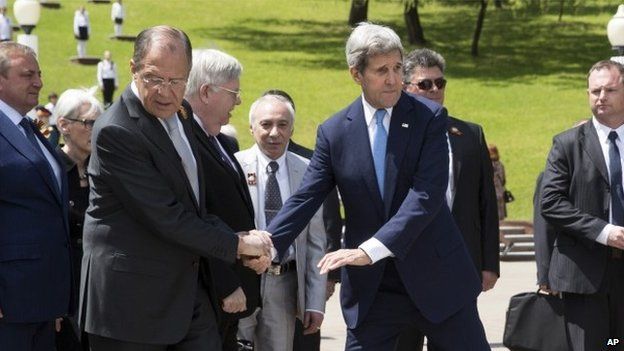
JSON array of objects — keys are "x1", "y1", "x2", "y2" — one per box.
[
  {"x1": 130, "y1": 59, "x2": 137, "y2": 75},
  {"x1": 350, "y1": 66, "x2": 362, "y2": 85},
  {"x1": 200, "y1": 84, "x2": 212, "y2": 103}
]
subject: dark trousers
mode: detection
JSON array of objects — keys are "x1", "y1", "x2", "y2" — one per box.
[
  {"x1": 346, "y1": 263, "x2": 488, "y2": 351},
  {"x1": 562, "y1": 257, "x2": 624, "y2": 351},
  {"x1": 293, "y1": 318, "x2": 320, "y2": 351},
  {"x1": 219, "y1": 318, "x2": 239, "y2": 351},
  {"x1": 0, "y1": 320, "x2": 55, "y2": 351},
  {"x1": 101, "y1": 79, "x2": 115, "y2": 107},
  {"x1": 88, "y1": 286, "x2": 221, "y2": 351}
]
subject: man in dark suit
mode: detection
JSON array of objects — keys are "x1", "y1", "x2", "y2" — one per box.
[
  {"x1": 184, "y1": 48, "x2": 261, "y2": 351},
  {"x1": 266, "y1": 23, "x2": 488, "y2": 350},
  {"x1": 0, "y1": 42, "x2": 73, "y2": 351},
  {"x1": 80, "y1": 26, "x2": 270, "y2": 350},
  {"x1": 541, "y1": 60, "x2": 624, "y2": 351},
  {"x1": 395, "y1": 48, "x2": 500, "y2": 350}
]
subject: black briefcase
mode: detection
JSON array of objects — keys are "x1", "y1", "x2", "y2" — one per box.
[{"x1": 503, "y1": 291, "x2": 567, "y2": 351}]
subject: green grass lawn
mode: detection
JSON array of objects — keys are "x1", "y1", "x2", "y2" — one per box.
[{"x1": 19, "y1": 0, "x2": 624, "y2": 220}]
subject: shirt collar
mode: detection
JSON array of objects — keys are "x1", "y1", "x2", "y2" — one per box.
[
  {"x1": 592, "y1": 116, "x2": 624, "y2": 144},
  {"x1": 0, "y1": 98, "x2": 29, "y2": 125},
  {"x1": 254, "y1": 144, "x2": 288, "y2": 174},
  {"x1": 361, "y1": 94, "x2": 393, "y2": 127}
]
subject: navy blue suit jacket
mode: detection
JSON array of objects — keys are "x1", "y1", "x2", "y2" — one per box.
[
  {"x1": 268, "y1": 92, "x2": 481, "y2": 328},
  {"x1": 0, "y1": 111, "x2": 73, "y2": 323}
]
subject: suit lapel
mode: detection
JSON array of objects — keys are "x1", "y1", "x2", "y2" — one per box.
[
  {"x1": 239, "y1": 148, "x2": 261, "y2": 228},
  {"x1": 345, "y1": 98, "x2": 384, "y2": 218},
  {"x1": 447, "y1": 118, "x2": 461, "y2": 193},
  {"x1": 0, "y1": 112, "x2": 62, "y2": 204},
  {"x1": 217, "y1": 133, "x2": 255, "y2": 218},
  {"x1": 383, "y1": 93, "x2": 413, "y2": 213},
  {"x1": 122, "y1": 89, "x2": 200, "y2": 211},
  {"x1": 582, "y1": 123, "x2": 609, "y2": 183}
]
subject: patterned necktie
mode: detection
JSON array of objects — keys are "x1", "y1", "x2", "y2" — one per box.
[
  {"x1": 609, "y1": 131, "x2": 624, "y2": 225},
  {"x1": 19, "y1": 118, "x2": 60, "y2": 191},
  {"x1": 264, "y1": 160, "x2": 282, "y2": 227},
  {"x1": 372, "y1": 109, "x2": 387, "y2": 199},
  {"x1": 164, "y1": 117, "x2": 199, "y2": 204}
]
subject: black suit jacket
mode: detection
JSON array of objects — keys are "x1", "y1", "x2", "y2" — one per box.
[
  {"x1": 192, "y1": 120, "x2": 260, "y2": 320},
  {"x1": 81, "y1": 86, "x2": 239, "y2": 344},
  {"x1": 541, "y1": 122, "x2": 612, "y2": 294},
  {"x1": 533, "y1": 171, "x2": 557, "y2": 286},
  {"x1": 288, "y1": 140, "x2": 343, "y2": 281},
  {"x1": 448, "y1": 116, "x2": 500, "y2": 276}
]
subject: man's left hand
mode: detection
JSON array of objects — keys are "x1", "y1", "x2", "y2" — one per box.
[
  {"x1": 302, "y1": 311, "x2": 324, "y2": 335},
  {"x1": 317, "y1": 249, "x2": 372, "y2": 275},
  {"x1": 242, "y1": 254, "x2": 271, "y2": 274},
  {"x1": 481, "y1": 270, "x2": 498, "y2": 292}
]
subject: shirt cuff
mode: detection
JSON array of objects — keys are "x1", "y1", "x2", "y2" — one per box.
[
  {"x1": 359, "y1": 238, "x2": 394, "y2": 264},
  {"x1": 597, "y1": 224, "x2": 612, "y2": 245},
  {"x1": 305, "y1": 309, "x2": 325, "y2": 316}
]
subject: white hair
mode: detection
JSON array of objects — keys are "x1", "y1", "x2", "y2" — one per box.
[
  {"x1": 185, "y1": 48, "x2": 242, "y2": 97},
  {"x1": 345, "y1": 22, "x2": 403, "y2": 73},
  {"x1": 248, "y1": 94, "x2": 295, "y2": 130},
  {"x1": 54, "y1": 87, "x2": 103, "y2": 121}
]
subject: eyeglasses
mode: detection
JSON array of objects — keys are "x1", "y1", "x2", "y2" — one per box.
[
  {"x1": 405, "y1": 77, "x2": 447, "y2": 91},
  {"x1": 65, "y1": 117, "x2": 96, "y2": 129},
  {"x1": 215, "y1": 85, "x2": 242, "y2": 100},
  {"x1": 140, "y1": 74, "x2": 187, "y2": 90}
]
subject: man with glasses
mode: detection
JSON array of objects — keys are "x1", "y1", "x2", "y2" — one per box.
[
  {"x1": 184, "y1": 48, "x2": 261, "y2": 351},
  {"x1": 396, "y1": 48, "x2": 500, "y2": 350},
  {"x1": 80, "y1": 26, "x2": 272, "y2": 351}
]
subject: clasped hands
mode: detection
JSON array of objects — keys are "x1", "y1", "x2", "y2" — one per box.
[{"x1": 236, "y1": 230, "x2": 273, "y2": 274}]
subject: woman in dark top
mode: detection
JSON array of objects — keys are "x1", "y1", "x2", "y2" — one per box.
[{"x1": 54, "y1": 88, "x2": 103, "y2": 351}]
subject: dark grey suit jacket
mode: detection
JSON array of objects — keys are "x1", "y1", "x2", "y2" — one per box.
[
  {"x1": 540, "y1": 122, "x2": 611, "y2": 294},
  {"x1": 448, "y1": 116, "x2": 500, "y2": 276},
  {"x1": 80, "y1": 86, "x2": 239, "y2": 344}
]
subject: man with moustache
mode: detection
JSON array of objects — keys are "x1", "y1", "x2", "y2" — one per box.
[
  {"x1": 184, "y1": 48, "x2": 261, "y2": 351},
  {"x1": 80, "y1": 26, "x2": 271, "y2": 350},
  {"x1": 0, "y1": 42, "x2": 72, "y2": 351},
  {"x1": 540, "y1": 60, "x2": 624, "y2": 350},
  {"x1": 266, "y1": 23, "x2": 488, "y2": 350}
]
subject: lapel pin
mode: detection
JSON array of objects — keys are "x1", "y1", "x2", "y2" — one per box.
[
  {"x1": 401, "y1": 123, "x2": 409, "y2": 128},
  {"x1": 449, "y1": 126, "x2": 463, "y2": 136},
  {"x1": 247, "y1": 172, "x2": 257, "y2": 186}
]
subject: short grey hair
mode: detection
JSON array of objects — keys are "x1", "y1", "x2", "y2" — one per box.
[
  {"x1": 54, "y1": 88, "x2": 104, "y2": 122},
  {"x1": 132, "y1": 25, "x2": 192, "y2": 73},
  {"x1": 248, "y1": 94, "x2": 295, "y2": 129},
  {"x1": 346, "y1": 22, "x2": 403, "y2": 73},
  {"x1": 0, "y1": 42, "x2": 37, "y2": 77},
  {"x1": 185, "y1": 49, "x2": 242, "y2": 98},
  {"x1": 403, "y1": 48, "x2": 446, "y2": 82}
]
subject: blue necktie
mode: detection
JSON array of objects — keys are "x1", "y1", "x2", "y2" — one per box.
[
  {"x1": 372, "y1": 109, "x2": 387, "y2": 199},
  {"x1": 608, "y1": 131, "x2": 624, "y2": 225}
]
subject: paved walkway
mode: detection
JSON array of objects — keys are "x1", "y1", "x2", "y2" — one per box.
[{"x1": 319, "y1": 261, "x2": 537, "y2": 350}]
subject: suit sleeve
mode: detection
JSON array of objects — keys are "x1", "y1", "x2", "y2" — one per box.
[
  {"x1": 373, "y1": 107, "x2": 450, "y2": 260},
  {"x1": 540, "y1": 135, "x2": 607, "y2": 242},
  {"x1": 268, "y1": 125, "x2": 336, "y2": 257},
  {"x1": 533, "y1": 172, "x2": 554, "y2": 286},
  {"x1": 305, "y1": 205, "x2": 328, "y2": 313},
  {"x1": 477, "y1": 128, "x2": 500, "y2": 275},
  {"x1": 95, "y1": 124, "x2": 239, "y2": 262}
]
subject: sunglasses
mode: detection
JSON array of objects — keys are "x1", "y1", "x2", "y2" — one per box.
[{"x1": 405, "y1": 78, "x2": 447, "y2": 91}]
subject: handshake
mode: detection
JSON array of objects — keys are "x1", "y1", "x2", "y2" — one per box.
[{"x1": 236, "y1": 230, "x2": 274, "y2": 274}]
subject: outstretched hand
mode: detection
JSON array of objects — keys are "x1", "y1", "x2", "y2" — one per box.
[
  {"x1": 242, "y1": 254, "x2": 271, "y2": 274},
  {"x1": 237, "y1": 230, "x2": 273, "y2": 258},
  {"x1": 317, "y1": 249, "x2": 372, "y2": 275}
]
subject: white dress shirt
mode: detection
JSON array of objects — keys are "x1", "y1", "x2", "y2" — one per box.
[
  {"x1": 255, "y1": 148, "x2": 290, "y2": 231},
  {"x1": 357, "y1": 95, "x2": 395, "y2": 263},
  {"x1": 111, "y1": 2, "x2": 124, "y2": 20},
  {"x1": 73, "y1": 10, "x2": 90, "y2": 37},
  {"x1": 592, "y1": 117, "x2": 624, "y2": 245},
  {"x1": 97, "y1": 60, "x2": 117, "y2": 86}
]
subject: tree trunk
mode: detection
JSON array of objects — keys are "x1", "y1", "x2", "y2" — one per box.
[
  {"x1": 404, "y1": 1, "x2": 426, "y2": 45},
  {"x1": 471, "y1": 0, "x2": 488, "y2": 57},
  {"x1": 348, "y1": 0, "x2": 369, "y2": 26},
  {"x1": 495, "y1": 0, "x2": 502, "y2": 8},
  {"x1": 558, "y1": 0, "x2": 565, "y2": 21}
]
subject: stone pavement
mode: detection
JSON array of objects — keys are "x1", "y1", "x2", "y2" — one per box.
[{"x1": 318, "y1": 261, "x2": 537, "y2": 350}]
